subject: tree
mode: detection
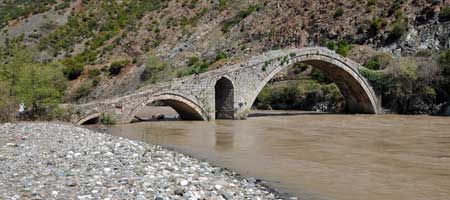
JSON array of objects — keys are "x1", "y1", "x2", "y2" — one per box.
[
  {"x1": 14, "y1": 63, "x2": 66, "y2": 116},
  {"x1": 0, "y1": 43, "x2": 66, "y2": 120}
]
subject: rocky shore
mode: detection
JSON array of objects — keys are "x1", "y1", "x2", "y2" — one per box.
[{"x1": 0, "y1": 123, "x2": 281, "y2": 200}]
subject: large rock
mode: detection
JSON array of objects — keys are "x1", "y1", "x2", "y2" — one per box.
[{"x1": 434, "y1": 103, "x2": 450, "y2": 116}]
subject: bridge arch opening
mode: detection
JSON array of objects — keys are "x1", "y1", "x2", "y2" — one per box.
[
  {"x1": 76, "y1": 113, "x2": 101, "y2": 125},
  {"x1": 215, "y1": 76, "x2": 235, "y2": 119},
  {"x1": 251, "y1": 51, "x2": 380, "y2": 114},
  {"x1": 128, "y1": 94, "x2": 207, "y2": 122}
]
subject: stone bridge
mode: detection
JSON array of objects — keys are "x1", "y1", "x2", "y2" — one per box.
[{"x1": 68, "y1": 47, "x2": 383, "y2": 125}]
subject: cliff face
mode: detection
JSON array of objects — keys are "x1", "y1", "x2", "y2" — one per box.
[{"x1": 1, "y1": 0, "x2": 449, "y2": 103}]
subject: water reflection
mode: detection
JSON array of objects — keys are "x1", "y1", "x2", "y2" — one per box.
[{"x1": 215, "y1": 130, "x2": 234, "y2": 151}]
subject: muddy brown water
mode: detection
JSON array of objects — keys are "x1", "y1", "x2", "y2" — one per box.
[{"x1": 106, "y1": 109, "x2": 450, "y2": 200}]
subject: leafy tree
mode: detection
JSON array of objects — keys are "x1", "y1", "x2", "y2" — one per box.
[
  {"x1": 0, "y1": 44, "x2": 66, "y2": 120},
  {"x1": 15, "y1": 63, "x2": 66, "y2": 115}
]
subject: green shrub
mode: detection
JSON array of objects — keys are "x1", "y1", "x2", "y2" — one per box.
[
  {"x1": 359, "y1": 67, "x2": 391, "y2": 92},
  {"x1": 62, "y1": 59, "x2": 84, "y2": 80},
  {"x1": 439, "y1": 49, "x2": 450, "y2": 75},
  {"x1": 218, "y1": 0, "x2": 228, "y2": 10},
  {"x1": 368, "y1": 17, "x2": 383, "y2": 36},
  {"x1": 423, "y1": 86, "x2": 437, "y2": 100},
  {"x1": 221, "y1": 5, "x2": 260, "y2": 32},
  {"x1": 367, "y1": 0, "x2": 376, "y2": 6},
  {"x1": 141, "y1": 55, "x2": 167, "y2": 83},
  {"x1": 190, "y1": 61, "x2": 209, "y2": 74},
  {"x1": 333, "y1": 8, "x2": 344, "y2": 18},
  {"x1": 311, "y1": 69, "x2": 331, "y2": 83},
  {"x1": 365, "y1": 58, "x2": 381, "y2": 70},
  {"x1": 92, "y1": 76, "x2": 101, "y2": 86},
  {"x1": 187, "y1": 57, "x2": 200, "y2": 66},
  {"x1": 326, "y1": 41, "x2": 337, "y2": 50},
  {"x1": 336, "y1": 41, "x2": 351, "y2": 57},
  {"x1": 386, "y1": 21, "x2": 407, "y2": 44},
  {"x1": 213, "y1": 51, "x2": 227, "y2": 63},
  {"x1": 74, "y1": 83, "x2": 93, "y2": 100},
  {"x1": 397, "y1": 58, "x2": 418, "y2": 80},
  {"x1": 415, "y1": 49, "x2": 434, "y2": 57},
  {"x1": 0, "y1": 82, "x2": 16, "y2": 122},
  {"x1": 88, "y1": 68, "x2": 101, "y2": 79},
  {"x1": 439, "y1": 6, "x2": 450, "y2": 22},
  {"x1": 100, "y1": 113, "x2": 116, "y2": 125},
  {"x1": 175, "y1": 68, "x2": 192, "y2": 78},
  {"x1": 109, "y1": 60, "x2": 129, "y2": 76}
]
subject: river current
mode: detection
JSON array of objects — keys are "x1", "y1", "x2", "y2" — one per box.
[{"x1": 106, "y1": 109, "x2": 450, "y2": 200}]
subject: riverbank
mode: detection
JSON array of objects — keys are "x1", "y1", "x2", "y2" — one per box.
[{"x1": 0, "y1": 122, "x2": 283, "y2": 199}]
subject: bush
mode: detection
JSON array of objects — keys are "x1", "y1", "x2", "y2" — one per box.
[
  {"x1": 367, "y1": 0, "x2": 376, "y2": 6},
  {"x1": 254, "y1": 80, "x2": 345, "y2": 112},
  {"x1": 88, "y1": 68, "x2": 101, "y2": 79},
  {"x1": 396, "y1": 58, "x2": 417, "y2": 80},
  {"x1": 100, "y1": 113, "x2": 116, "y2": 125},
  {"x1": 213, "y1": 51, "x2": 227, "y2": 63},
  {"x1": 141, "y1": 55, "x2": 167, "y2": 83},
  {"x1": 336, "y1": 41, "x2": 351, "y2": 57},
  {"x1": 364, "y1": 53, "x2": 394, "y2": 70},
  {"x1": 74, "y1": 83, "x2": 93, "y2": 100},
  {"x1": 190, "y1": 61, "x2": 209, "y2": 74},
  {"x1": 187, "y1": 57, "x2": 200, "y2": 66},
  {"x1": 62, "y1": 59, "x2": 84, "y2": 80},
  {"x1": 359, "y1": 67, "x2": 391, "y2": 92},
  {"x1": 385, "y1": 21, "x2": 407, "y2": 44},
  {"x1": 311, "y1": 69, "x2": 331, "y2": 83},
  {"x1": 439, "y1": 6, "x2": 450, "y2": 22},
  {"x1": 109, "y1": 60, "x2": 129, "y2": 76},
  {"x1": 0, "y1": 83, "x2": 15, "y2": 122},
  {"x1": 365, "y1": 58, "x2": 381, "y2": 70},
  {"x1": 368, "y1": 17, "x2": 383, "y2": 36},
  {"x1": 218, "y1": 0, "x2": 227, "y2": 10},
  {"x1": 221, "y1": 5, "x2": 260, "y2": 32},
  {"x1": 326, "y1": 41, "x2": 337, "y2": 50},
  {"x1": 415, "y1": 49, "x2": 434, "y2": 57},
  {"x1": 439, "y1": 49, "x2": 450, "y2": 76},
  {"x1": 333, "y1": 8, "x2": 344, "y2": 18}
]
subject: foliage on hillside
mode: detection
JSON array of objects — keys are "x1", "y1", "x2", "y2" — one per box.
[
  {"x1": 0, "y1": 0, "x2": 71, "y2": 29},
  {"x1": 358, "y1": 49, "x2": 450, "y2": 114},
  {"x1": 0, "y1": 40, "x2": 67, "y2": 122}
]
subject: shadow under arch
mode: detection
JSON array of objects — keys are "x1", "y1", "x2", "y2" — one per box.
[
  {"x1": 215, "y1": 76, "x2": 235, "y2": 119},
  {"x1": 76, "y1": 113, "x2": 101, "y2": 125},
  {"x1": 127, "y1": 93, "x2": 208, "y2": 122},
  {"x1": 251, "y1": 49, "x2": 382, "y2": 114}
]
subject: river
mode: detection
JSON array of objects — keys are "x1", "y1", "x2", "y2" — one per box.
[{"x1": 106, "y1": 109, "x2": 450, "y2": 200}]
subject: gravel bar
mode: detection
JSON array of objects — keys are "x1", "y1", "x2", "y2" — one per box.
[{"x1": 0, "y1": 123, "x2": 285, "y2": 200}]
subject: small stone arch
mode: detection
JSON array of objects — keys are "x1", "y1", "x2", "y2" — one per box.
[
  {"x1": 250, "y1": 48, "x2": 382, "y2": 114},
  {"x1": 127, "y1": 93, "x2": 208, "y2": 122},
  {"x1": 215, "y1": 76, "x2": 235, "y2": 119},
  {"x1": 76, "y1": 113, "x2": 101, "y2": 125}
]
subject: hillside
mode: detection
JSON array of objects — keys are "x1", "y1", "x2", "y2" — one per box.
[{"x1": 1, "y1": 0, "x2": 450, "y2": 120}]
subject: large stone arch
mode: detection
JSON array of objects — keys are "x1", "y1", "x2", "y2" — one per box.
[
  {"x1": 249, "y1": 48, "x2": 382, "y2": 114},
  {"x1": 127, "y1": 93, "x2": 208, "y2": 122},
  {"x1": 215, "y1": 76, "x2": 235, "y2": 119}
]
